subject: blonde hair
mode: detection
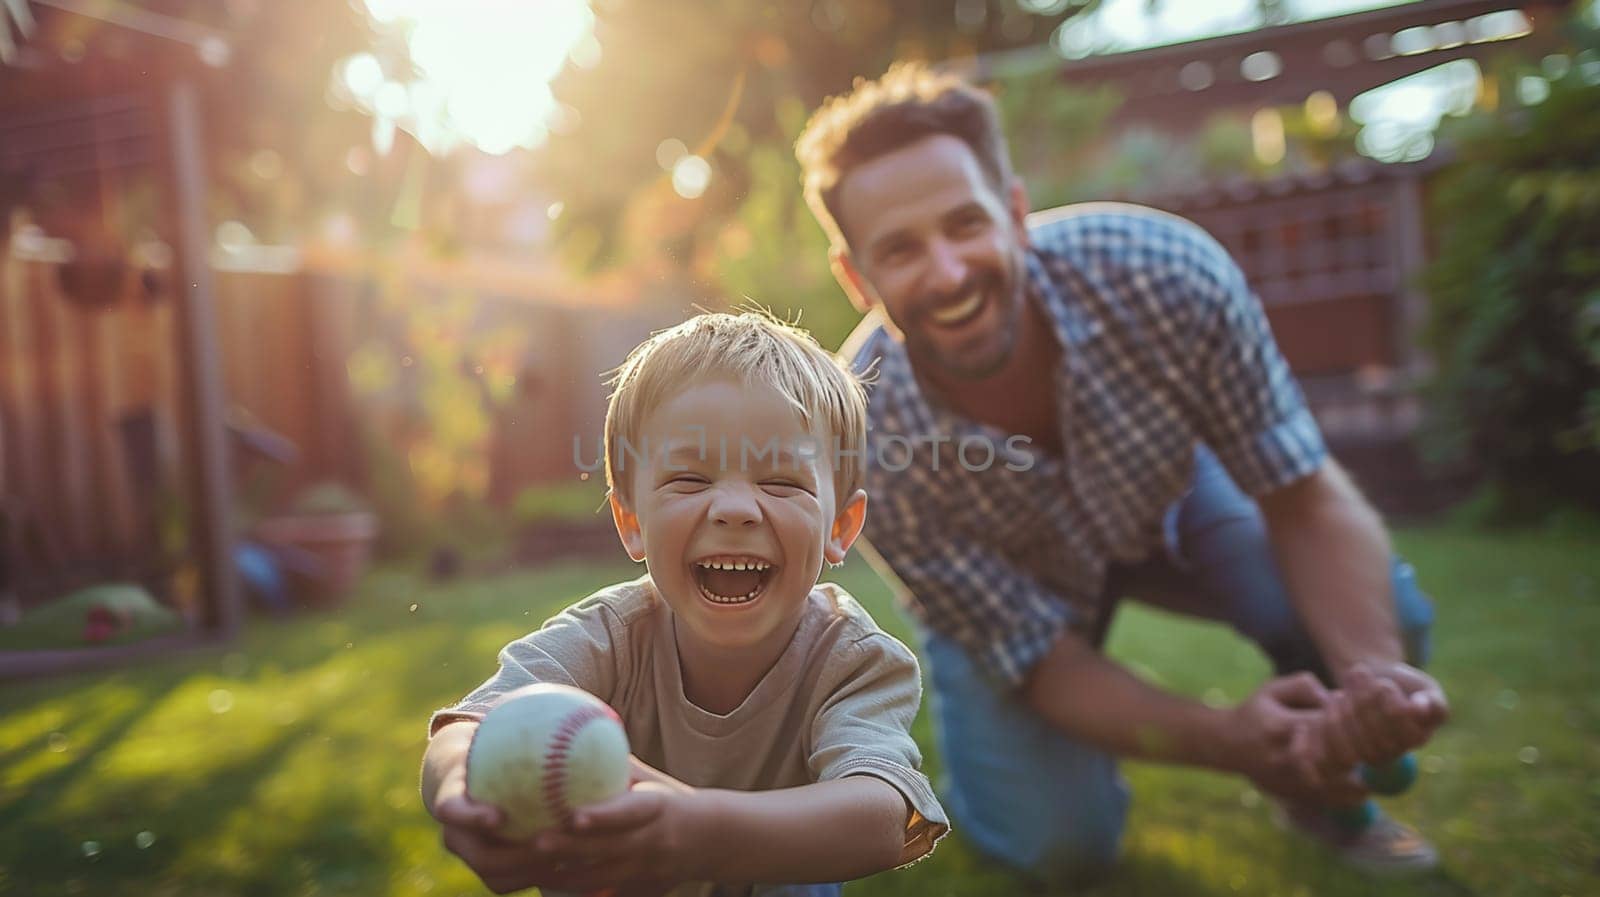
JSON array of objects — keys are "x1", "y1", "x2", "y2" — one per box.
[
  {"x1": 796, "y1": 61, "x2": 1014, "y2": 249},
  {"x1": 604, "y1": 311, "x2": 868, "y2": 506}
]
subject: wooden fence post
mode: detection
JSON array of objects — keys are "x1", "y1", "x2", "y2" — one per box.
[{"x1": 162, "y1": 80, "x2": 240, "y2": 638}]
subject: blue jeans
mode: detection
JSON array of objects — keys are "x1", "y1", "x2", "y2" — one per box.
[
  {"x1": 920, "y1": 447, "x2": 1435, "y2": 884},
  {"x1": 752, "y1": 885, "x2": 840, "y2": 896}
]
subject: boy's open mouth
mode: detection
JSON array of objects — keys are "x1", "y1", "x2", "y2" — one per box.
[{"x1": 693, "y1": 557, "x2": 776, "y2": 605}]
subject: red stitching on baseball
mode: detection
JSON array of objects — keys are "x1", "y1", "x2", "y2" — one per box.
[{"x1": 542, "y1": 703, "x2": 622, "y2": 825}]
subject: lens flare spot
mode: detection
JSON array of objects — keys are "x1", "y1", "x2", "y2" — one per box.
[{"x1": 208, "y1": 689, "x2": 235, "y2": 714}]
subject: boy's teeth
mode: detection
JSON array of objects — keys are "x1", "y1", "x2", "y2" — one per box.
[
  {"x1": 694, "y1": 558, "x2": 772, "y2": 604},
  {"x1": 697, "y1": 560, "x2": 770, "y2": 571},
  {"x1": 698, "y1": 584, "x2": 761, "y2": 604}
]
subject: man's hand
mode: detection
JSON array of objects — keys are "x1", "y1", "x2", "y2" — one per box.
[
  {"x1": 1225, "y1": 672, "x2": 1368, "y2": 805},
  {"x1": 1316, "y1": 661, "x2": 1448, "y2": 772}
]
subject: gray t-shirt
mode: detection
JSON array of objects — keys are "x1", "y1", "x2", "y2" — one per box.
[{"x1": 431, "y1": 576, "x2": 948, "y2": 893}]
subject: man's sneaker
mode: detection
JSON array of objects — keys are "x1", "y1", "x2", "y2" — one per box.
[{"x1": 1275, "y1": 801, "x2": 1440, "y2": 875}]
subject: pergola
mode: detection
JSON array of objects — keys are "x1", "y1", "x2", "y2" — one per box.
[{"x1": 0, "y1": 0, "x2": 239, "y2": 675}]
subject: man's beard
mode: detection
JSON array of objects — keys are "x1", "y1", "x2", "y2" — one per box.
[{"x1": 902, "y1": 260, "x2": 1025, "y2": 382}]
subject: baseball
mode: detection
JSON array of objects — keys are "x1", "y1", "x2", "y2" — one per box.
[{"x1": 465, "y1": 682, "x2": 631, "y2": 839}]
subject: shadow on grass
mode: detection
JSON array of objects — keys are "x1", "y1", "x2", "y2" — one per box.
[
  {"x1": 0, "y1": 675, "x2": 184, "y2": 812},
  {"x1": 0, "y1": 609, "x2": 508, "y2": 896},
  {"x1": 0, "y1": 695, "x2": 404, "y2": 896}
]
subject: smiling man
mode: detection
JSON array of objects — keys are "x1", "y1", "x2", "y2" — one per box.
[{"x1": 795, "y1": 63, "x2": 1449, "y2": 881}]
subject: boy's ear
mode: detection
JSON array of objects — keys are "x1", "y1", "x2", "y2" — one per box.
[
  {"x1": 609, "y1": 493, "x2": 646, "y2": 563},
  {"x1": 830, "y1": 247, "x2": 877, "y2": 316},
  {"x1": 824, "y1": 489, "x2": 869, "y2": 565}
]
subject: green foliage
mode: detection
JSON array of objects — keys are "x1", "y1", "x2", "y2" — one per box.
[
  {"x1": 517, "y1": 0, "x2": 1117, "y2": 341},
  {"x1": 357, "y1": 420, "x2": 507, "y2": 562},
  {"x1": 512, "y1": 481, "x2": 609, "y2": 526},
  {"x1": 994, "y1": 74, "x2": 1123, "y2": 208},
  {"x1": 991, "y1": 67, "x2": 1361, "y2": 208},
  {"x1": 358, "y1": 419, "x2": 433, "y2": 560},
  {"x1": 712, "y1": 141, "x2": 848, "y2": 348},
  {"x1": 1194, "y1": 113, "x2": 1261, "y2": 178},
  {"x1": 1421, "y1": 35, "x2": 1600, "y2": 520},
  {"x1": 536, "y1": 0, "x2": 1105, "y2": 264},
  {"x1": 343, "y1": 274, "x2": 545, "y2": 558}
]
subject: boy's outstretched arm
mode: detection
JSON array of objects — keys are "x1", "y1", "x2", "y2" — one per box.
[{"x1": 534, "y1": 772, "x2": 909, "y2": 892}]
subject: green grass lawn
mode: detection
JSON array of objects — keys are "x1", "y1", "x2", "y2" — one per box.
[{"x1": 1, "y1": 524, "x2": 1596, "y2": 897}]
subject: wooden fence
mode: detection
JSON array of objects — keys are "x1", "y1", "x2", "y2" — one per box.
[
  {"x1": 1, "y1": 239, "x2": 185, "y2": 604},
  {"x1": 1, "y1": 242, "x2": 678, "y2": 611}
]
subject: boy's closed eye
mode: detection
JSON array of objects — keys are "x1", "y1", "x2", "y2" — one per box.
[{"x1": 759, "y1": 479, "x2": 814, "y2": 497}]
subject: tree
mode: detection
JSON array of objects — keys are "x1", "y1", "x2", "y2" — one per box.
[
  {"x1": 1421, "y1": 20, "x2": 1600, "y2": 519},
  {"x1": 531, "y1": 0, "x2": 1109, "y2": 346}
]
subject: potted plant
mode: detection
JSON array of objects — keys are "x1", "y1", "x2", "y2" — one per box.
[{"x1": 253, "y1": 481, "x2": 380, "y2": 604}]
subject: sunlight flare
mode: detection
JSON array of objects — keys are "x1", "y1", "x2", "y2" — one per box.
[{"x1": 340, "y1": 0, "x2": 595, "y2": 156}]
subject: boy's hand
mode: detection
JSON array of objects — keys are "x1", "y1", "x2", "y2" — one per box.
[
  {"x1": 430, "y1": 760, "x2": 589, "y2": 895},
  {"x1": 530, "y1": 780, "x2": 708, "y2": 893}
]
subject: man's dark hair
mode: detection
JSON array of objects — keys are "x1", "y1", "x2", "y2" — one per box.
[{"x1": 795, "y1": 62, "x2": 1015, "y2": 249}]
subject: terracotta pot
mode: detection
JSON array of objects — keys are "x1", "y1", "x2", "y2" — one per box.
[{"x1": 254, "y1": 511, "x2": 379, "y2": 604}]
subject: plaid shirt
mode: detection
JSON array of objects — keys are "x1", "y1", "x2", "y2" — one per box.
[{"x1": 846, "y1": 203, "x2": 1327, "y2": 687}]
